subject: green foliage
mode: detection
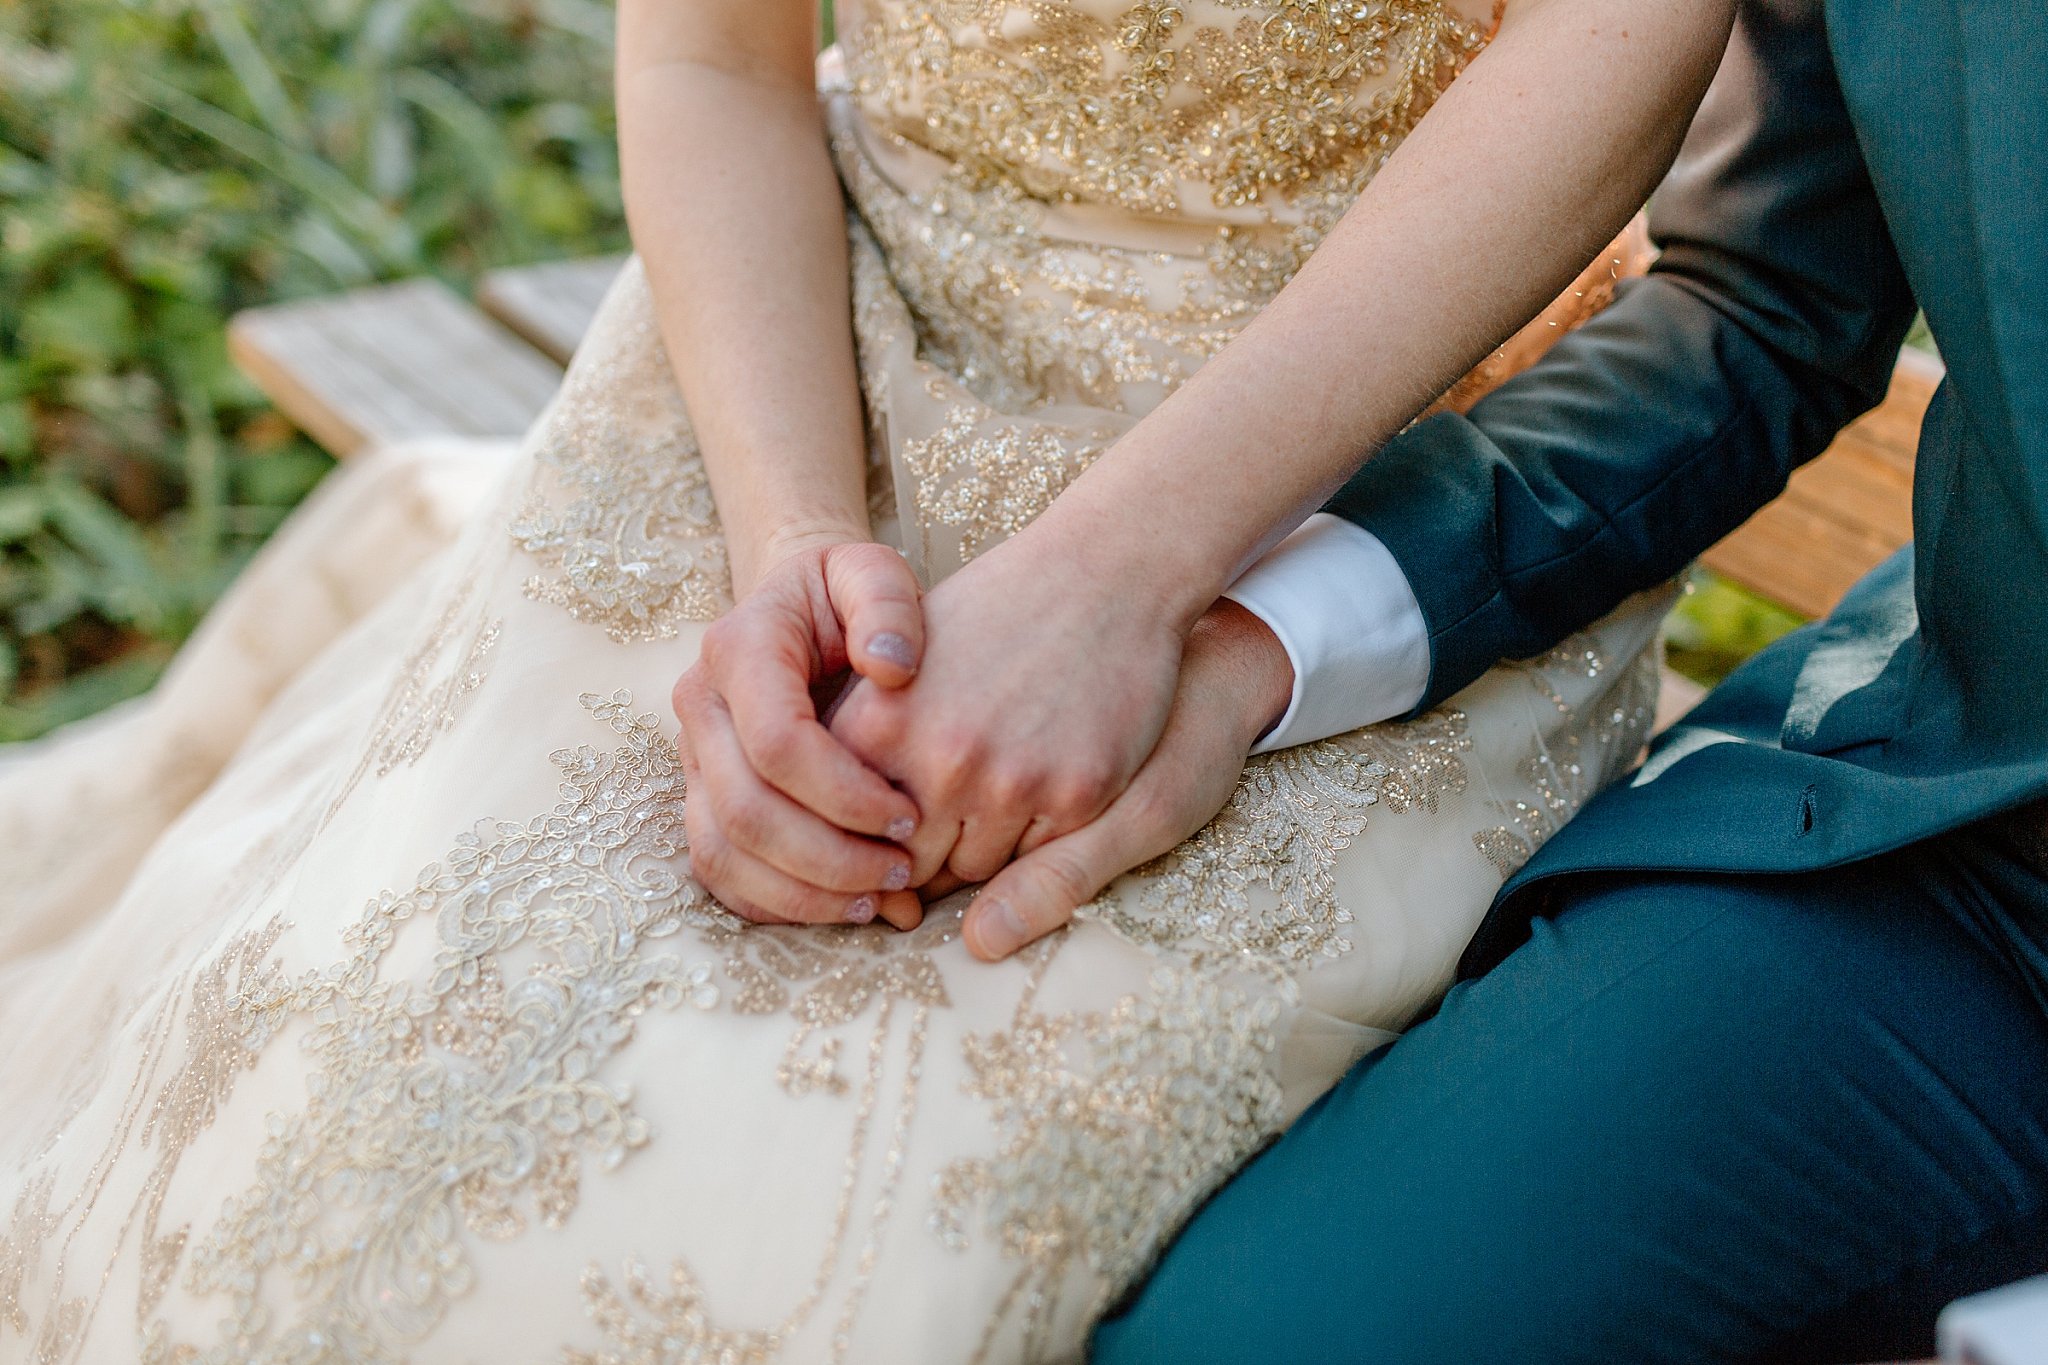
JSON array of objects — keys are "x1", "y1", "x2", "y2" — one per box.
[
  {"x1": 0, "y1": 0, "x2": 626, "y2": 740},
  {"x1": 1664, "y1": 568, "x2": 1807, "y2": 689}
]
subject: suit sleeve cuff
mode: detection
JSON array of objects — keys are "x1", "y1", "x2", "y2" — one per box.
[{"x1": 1221, "y1": 513, "x2": 1431, "y2": 754}]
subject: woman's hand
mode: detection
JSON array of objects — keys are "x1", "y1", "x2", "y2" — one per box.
[
  {"x1": 673, "y1": 538, "x2": 928, "y2": 928},
  {"x1": 955, "y1": 599, "x2": 1294, "y2": 960},
  {"x1": 825, "y1": 520, "x2": 1202, "y2": 893}
]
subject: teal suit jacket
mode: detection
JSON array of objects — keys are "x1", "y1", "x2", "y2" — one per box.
[{"x1": 1324, "y1": 0, "x2": 2048, "y2": 975}]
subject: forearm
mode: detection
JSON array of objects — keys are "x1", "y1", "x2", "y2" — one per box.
[
  {"x1": 618, "y1": 5, "x2": 868, "y2": 595},
  {"x1": 1328, "y1": 0, "x2": 1917, "y2": 707},
  {"x1": 1028, "y1": 0, "x2": 1736, "y2": 630}
]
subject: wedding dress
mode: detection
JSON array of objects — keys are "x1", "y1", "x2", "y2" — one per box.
[{"x1": 0, "y1": 3, "x2": 1675, "y2": 1360}]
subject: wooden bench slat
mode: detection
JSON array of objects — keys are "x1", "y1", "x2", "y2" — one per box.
[
  {"x1": 228, "y1": 279, "x2": 564, "y2": 457},
  {"x1": 328, "y1": 284, "x2": 557, "y2": 436},
  {"x1": 1779, "y1": 429, "x2": 1916, "y2": 545},
  {"x1": 327, "y1": 280, "x2": 564, "y2": 435},
  {"x1": 477, "y1": 257, "x2": 628, "y2": 366}
]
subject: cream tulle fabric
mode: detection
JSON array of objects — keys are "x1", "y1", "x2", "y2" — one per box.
[{"x1": 0, "y1": 4, "x2": 1674, "y2": 1361}]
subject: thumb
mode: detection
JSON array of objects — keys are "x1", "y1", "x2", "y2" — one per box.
[
  {"x1": 826, "y1": 542, "x2": 924, "y2": 689},
  {"x1": 964, "y1": 817, "x2": 1135, "y2": 961}
]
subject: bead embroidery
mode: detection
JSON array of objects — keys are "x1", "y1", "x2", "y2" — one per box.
[
  {"x1": 1087, "y1": 707, "x2": 1474, "y2": 965},
  {"x1": 930, "y1": 949, "x2": 1288, "y2": 1364},
  {"x1": 1472, "y1": 637, "x2": 1661, "y2": 877},
  {"x1": 0, "y1": 4, "x2": 1692, "y2": 1359},
  {"x1": 845, "y1": 0, "x2": 1489, "y2": 218},
  {"x1": 511, "y1": 261, "x2": 732, "y2": 641},
  {"x1": 166, "y1": 694, "x2": 728, "y2": 1358}
]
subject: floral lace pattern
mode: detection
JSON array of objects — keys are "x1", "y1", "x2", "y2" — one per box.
[
  {"x1": 161, "y1": 695, "x2": 726, "y2": 1359},
  {"x1": 510, "y1": 261, "x2": 732, "y2": 641},
  {"x1": 1472, "y1": 636, "x2": 1662, "y2": 877},
  {"x1": 929, "y1": 950, "x2": 1288, "y2": 1364},
  {"x1": 0, "y1": 3, "x2": 1684, "y2": 1359},
  {"x1": 845, "y1": 0, "x2": 1492, "y2": 217},
  {"x1": 1087, "y1": 708, "x2": 1475, "y2": 966}
]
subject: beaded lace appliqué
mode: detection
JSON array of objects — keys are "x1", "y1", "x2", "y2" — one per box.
[{"x1": 511, "y1": 262, "x2": 732, "y2": 641}]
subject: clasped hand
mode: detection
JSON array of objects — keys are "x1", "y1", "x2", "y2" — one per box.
[{"x1": 672, "y1": 531, "x2": 1291, "y2": 959}]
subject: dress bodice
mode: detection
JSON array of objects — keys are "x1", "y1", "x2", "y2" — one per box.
[{"x1": 840, "y1": 0, "x2": 1501, "y2": 227}]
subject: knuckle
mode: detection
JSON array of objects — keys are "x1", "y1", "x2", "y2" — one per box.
[
  {"x1": 1046, "y1": 766, "x2": 1114, "y2": 822},
  {"x1": 689, "y1": 836, "x2": 731, "y2": 890},
  {"x1": 1081, "y1": 757, "x2": 1124, "y2": 801},
  {"x1": 1116, "y1": 783, "x2": 1178, "y2": 840},
  {"x1": 699, "y1": 619, "x2": 734, "y2": 667},
  {"x1": 717, "y1": 792, "x2": 773, "y2": 852},
  {"x1": 1032, "y1": 847, "x2": 1098, "y2": 908},
  {"x1": 999, "y1": 763, "x2": 1047, "y2": 810},
  {"x1": 848, "y1": 541, "x2": 908, "y2": 586},
  {"x1": 947, "y1": 848, "x2": 1001, "y2": 886},
  {"x1": 671, "y1": 667, "x2": 712, "y2": 720},
  {"x1": 748, "y1": 723, "x2": 801, "y2": 780},
  {"x1": 828, "y1": 699, "x2": 880, "y2": 756}
]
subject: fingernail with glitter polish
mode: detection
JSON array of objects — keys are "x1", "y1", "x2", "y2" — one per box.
[
  {"x1": 882, "y1": 862, "x2": 911, "y2": 892},
  {"x1": 865, "y1": 632, "x2": 917, "y2": 672},
  {"x1": 847, "y1": 895, "x2": 878, "y2": 925},
  {"x1": 886, "y1": 816, "x2": 916, "y2": 843}
]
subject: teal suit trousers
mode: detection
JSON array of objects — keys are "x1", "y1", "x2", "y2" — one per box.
[{"x1": 1092, "y1": 823, "x2": 2048, "y2": 1362}]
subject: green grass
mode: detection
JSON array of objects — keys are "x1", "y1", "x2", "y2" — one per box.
[
  {"x1": 1664, "y1": 569, "x2": 1807, "y2": 689},
  {"x1": 0, "y1": 0, "x2": 627, "y2": 740}
]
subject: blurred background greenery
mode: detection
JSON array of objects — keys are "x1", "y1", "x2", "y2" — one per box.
[
  {"x1": 0, "y1": 0, "x2": 1913, "y2": 743},
  {"x1": 0, "y1": 0, "x2": 626, "y2": 740}
]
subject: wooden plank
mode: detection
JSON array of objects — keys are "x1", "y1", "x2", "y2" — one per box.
[
  {"x1": 1779, "y1": 428, "x2": 1916, "y2": 546},
  {"x1": 477, "y1": 256, "x2": 627, "y2": 365},
  {"x1": 228, "y1": 279, "x2": 563, "y2": 457},
  {"x1": 1699, "y1": 348, "x2": 1939, "y2": 618},
  {"x1": 1702, "y1": 496, "x2": 1904, "y2": 620}
]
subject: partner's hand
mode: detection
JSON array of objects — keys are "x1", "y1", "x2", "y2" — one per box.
[
  {"x1": 673, "y1": 538, "x2": 927, "y2": 928},
  {"x1": 827, "y1": 526, "x2": 1195, "y2": 891},
  {"x1": 958, "y1": 599, "x2": 1294, "y2": 959}
]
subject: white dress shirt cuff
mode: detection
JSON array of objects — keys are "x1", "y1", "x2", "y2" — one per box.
[
  {"x1": 1222, "y1": 513, "x2": 1431, "y2": 755},
  {"x1": 1939, "y1": 1276, "x2": 2048, "y2": 1365}
]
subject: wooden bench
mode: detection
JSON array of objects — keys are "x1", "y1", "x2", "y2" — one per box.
[{"x1": 228, "y1": 258, "x2": 1938, "y2": 731}]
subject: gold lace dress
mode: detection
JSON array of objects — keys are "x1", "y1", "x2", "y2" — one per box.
[{"x1": 0, "y1": 3, "x2": 1675, "y2": 1361}]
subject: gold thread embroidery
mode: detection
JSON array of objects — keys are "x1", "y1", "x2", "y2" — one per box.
[
  {"x1": 1472, "y1": 637, "x2": 1661, "y2": 877},
  {"x1": 846, "y1": 0, "x2": 1488, "y2": 218},
  {"x1": 168, "y1": 693, "x2": 727, "y2": 1359},
  {"x1": 900, "y1": 404, "x2": 1117, "y2": 563},
  {"x1": 0, "y1": 1174, "x2": 56, "y2": 1339},
  {"x1": 365, "y1": 583, "x2": 501, "y2": 778},
  {"x1": 572, "y1": 994, "x2": 934, "y2": 1365},
  {"x1": 1087, "y1": 708, "x2": 1474, "y2": 964},
  {"x1": 511, "y1": 263, "x2": 732, "y2": 640},
  {"x1": 930, "y1": 943, "x2": 1288, "y2": 1364}
]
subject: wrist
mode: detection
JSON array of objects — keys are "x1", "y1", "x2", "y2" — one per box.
[
  {"x1": 741, "y1": 515, "x2": 871, "y2": 594},
  {"x1": 1189, "y1": 599, "x2": 1296, "y2": 750},
  {"x1": 1023, "y1": 498, "x2": 1222, "y2": 638}
]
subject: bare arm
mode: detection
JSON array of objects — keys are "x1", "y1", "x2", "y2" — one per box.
[
  {"x1": 626, "y1": 0, "x2": 929, "y2": 929},
  {"x1": 1037, "y1": 0, "x2": 1740, "y2": 624},
  {"x1": 829, "y1": 0, "x2": 1741, "y2": 949},
  {"x1": 616, "y1": 0, "x2": 865, "y2": 593}
]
